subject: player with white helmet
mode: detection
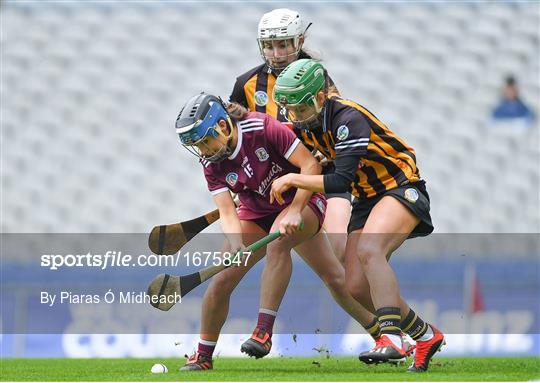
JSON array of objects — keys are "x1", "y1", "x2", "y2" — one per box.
[
  {"x1": 256, "y1": 8, "x2": 309, "y2": 72},
  {"x1": 230, "y1": 7, "x2": 352, "y2": 275}
]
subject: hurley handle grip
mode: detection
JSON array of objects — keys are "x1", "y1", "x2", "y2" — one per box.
[{"x1": 232, "y1": 220, "x2": 305, "y2": 262}]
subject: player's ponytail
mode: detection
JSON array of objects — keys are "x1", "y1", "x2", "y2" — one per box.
[{"x1": 226, "y1": 102, "x2": 249, "y2": 122}]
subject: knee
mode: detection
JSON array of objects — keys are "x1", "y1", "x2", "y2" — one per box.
[
  {"x1": 321, "y1": 269, "x2": 346, "y2": 293},
  {"x1": 356, "y1": 242, "x2": 384, "y2": 269},
  {"x1": 206, "y1": 273, "x2": 235, "y2": 299},
  {"x1": 266, "y1": 242, "x2": 292, "y2": 264}
]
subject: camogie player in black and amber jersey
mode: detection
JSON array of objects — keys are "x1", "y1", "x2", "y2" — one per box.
[
  {"x1": 229, "y1": 8, "x2": 350, "y2": 266},
  {"x1": 271, "y1": 59, "x2": 446, "y2": 372}
]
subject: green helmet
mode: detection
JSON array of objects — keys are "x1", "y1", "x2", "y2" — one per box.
[
  {"x1": 273, "y1": 58, "x2": 325, "y2": 107},
  {"x1": 273, "y1": 59, "x2": 326, "y2": 130}
]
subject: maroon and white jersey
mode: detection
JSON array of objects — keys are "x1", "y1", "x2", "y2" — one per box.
[{"x1": 202, "y1": 112, "x2": 324, "y2": 219}]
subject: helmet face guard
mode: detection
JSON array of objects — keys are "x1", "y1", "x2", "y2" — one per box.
[
  {"x1": 257, "y1": 37, "x2": 302, "y2": 72},
  {"x1": 273, "y1": 59, "x2": 327, "y2": 131},
  {"x1": 181, "y1": 133, "x2": 233, "y2": 164},
  {"x1": 257, "y1": 8, "x2": 310, "y2": 72},
  {"x1": 175, "y1": 93, "x2": 234, "y2": 163},
  {"x1": 285, "y1": 98, "x2": 324, "y2": 131}
]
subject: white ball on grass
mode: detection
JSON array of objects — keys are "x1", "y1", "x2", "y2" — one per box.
[{"x1": 150, "y1": 363, "x2": 168, "y2": 374}]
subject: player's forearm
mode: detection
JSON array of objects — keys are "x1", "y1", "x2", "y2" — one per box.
[
  {"x1": 288, "y1": 162, "x2": 321, "y2": 213},
  {"x1": 216, "y1": 206, "x2": 244, "y2": 248},
  {"x1": 220, "y1": 215, "x2": 242, "y2": 233},
  {"x1": 288, "y1": 174, "x2": 326, "y2": 194}
]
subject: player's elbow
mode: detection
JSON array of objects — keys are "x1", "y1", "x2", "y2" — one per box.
[{"x1": 301, "y1": 157, "x2": 322, "y2": 175}]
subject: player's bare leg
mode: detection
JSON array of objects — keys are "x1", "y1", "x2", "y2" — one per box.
[
  {"x1": 345, "y1": 228, "x2": 413, "y2": 315},
  {"x1": 241, "y1": 205, "x2": 320, "y2": 358},
  {"x1": 351, "y1": 196, "x2": 445, "y2": 368},
  {"x1": 345, "y1": 230, "x2": 415, "y2": 358},
  {"x1": 322, "y1": 196, "x2": 351, "y2": 265},
  {"x1": 294, "y1": 229, "x2": 377, "y2": 329},
  {"x1": 181, "y1": 220, "x2": 267, "y2": 371}
]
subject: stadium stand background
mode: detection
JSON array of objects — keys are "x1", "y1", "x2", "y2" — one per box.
[{"x1": 2, "y1": 1, "x2": 539, "y2": 233}]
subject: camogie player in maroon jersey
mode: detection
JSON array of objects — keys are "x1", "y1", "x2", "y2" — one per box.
[{"x1": 175, "y1": 92, "x2": 377, "y2": 371}]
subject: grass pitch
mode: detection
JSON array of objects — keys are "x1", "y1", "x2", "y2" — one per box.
[{"x1": 1, "y1": 357, "x2": 539, "y2": 381}]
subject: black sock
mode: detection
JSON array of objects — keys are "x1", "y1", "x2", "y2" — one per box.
[
  {"x1": 363, "y1": 318, "x2": 381, "y2": 340},
  {"x1": 401, "y1": 308, "x2": 428, "y2": 340},
  {"x1": 377, "y1": 307, "x2": 401, "y2": 335}
]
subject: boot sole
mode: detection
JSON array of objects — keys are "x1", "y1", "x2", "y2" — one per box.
[{"x1": 240, "y1": 342, "x2": 269, "y2": 359}]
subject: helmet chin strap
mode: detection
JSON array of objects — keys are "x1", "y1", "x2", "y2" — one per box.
[{"x1": 206, "y1": 117, "x2": 235, "y2": 162}]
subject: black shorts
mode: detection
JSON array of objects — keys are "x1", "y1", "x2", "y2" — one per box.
[{"x1": 348, "y1": 180, "x2": 434, "y2": 238}]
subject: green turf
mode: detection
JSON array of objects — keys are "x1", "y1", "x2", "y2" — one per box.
[{"x1": 1, "y1": 357, "x2": 539, "y2": 381}]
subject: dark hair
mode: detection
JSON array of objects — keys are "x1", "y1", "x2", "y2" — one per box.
[
  {"x1": 505, "y1": 75, "x2": 516, "y2": 86},
  {"x1": 226, "y1": 102, "x2": 249, "y2": 122},
  {"x1": 299, "y1": 48, "x2": 318, "y2": 61}
]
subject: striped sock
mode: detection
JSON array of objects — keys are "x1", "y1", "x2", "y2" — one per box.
[
  {"x1": 257, "y1": 308, "x2": 277, "y2": 335},
  {"x1": 363, "y1": 318, "x2": 381, "y2": 340},
  {"x1": 401, "y1": 308, "x2": 429, "y2": 341},
  {"x1": 197, "y1": 339, "x2": 216, "y2": 357},
  {"x1": 377, "y1": 307, "x2": 401, "y2": 335}
]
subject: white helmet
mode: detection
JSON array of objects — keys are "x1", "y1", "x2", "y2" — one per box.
[{"x1": 257, "y1": 9, "x2": 309, "y2": 71}]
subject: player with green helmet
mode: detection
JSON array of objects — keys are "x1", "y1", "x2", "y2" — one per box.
[
  {"x1": 229, "y1": 9, "x2": 352, "y2": 271},
  {"x1": 272, "y1": 59, "x2": 328, "y2": 131},
  {"x1": 271, "y1": 59, "x2": 446, "y2": 372}
]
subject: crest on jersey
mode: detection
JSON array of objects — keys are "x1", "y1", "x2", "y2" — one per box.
[
  {"x1": 315, "y1": 197, "x2": 326, "y2": 214},
  {"x1": 337, "y1": 125, "x2": 349, "y2": 141},
  {"x1": 255, "y1": 147, "x2": 269, "y2": 162},
  {"x1": 404, "y1": 188, "x2": 419, "y2": 203},
  {"x1": 254, "y1": 91, "x2": 269, "y2": 106},
  {"x1": 226, "y1": 172, "x2": 238, "y2": 187}
]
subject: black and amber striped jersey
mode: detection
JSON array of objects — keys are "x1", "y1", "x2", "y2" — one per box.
[
  {"x1": 299, "y1": 96, "x2": 421, "y2": 200},
  {"x1": 229, "y1": 52, "x2": 335, "y2": 125},
  {"x1": 229, "y1": 63, "x2": 289, "y2": 123}
]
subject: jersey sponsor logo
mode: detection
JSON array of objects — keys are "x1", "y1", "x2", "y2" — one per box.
[
  {"x1": 404, "y1": 188, "x2": 419, "y2": 203},
  {"x1": 254, "y1": 91, "x2": 269, "y2": 106},
  {"x1": 315, "y1": 197, "x2": 326, "y2": 214},
  {"x1": 255, "y1": 147, "x2": 269, "y2": 162},
  {"x1": 257, "y1": 161, "x2": 283, "y2": 196},
  {"x1": 226, "y1": 172, "x2": 239, "y2": 187},
  {"x1": 337, "y1": 125, "x2": 349, "y2": 141}
]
